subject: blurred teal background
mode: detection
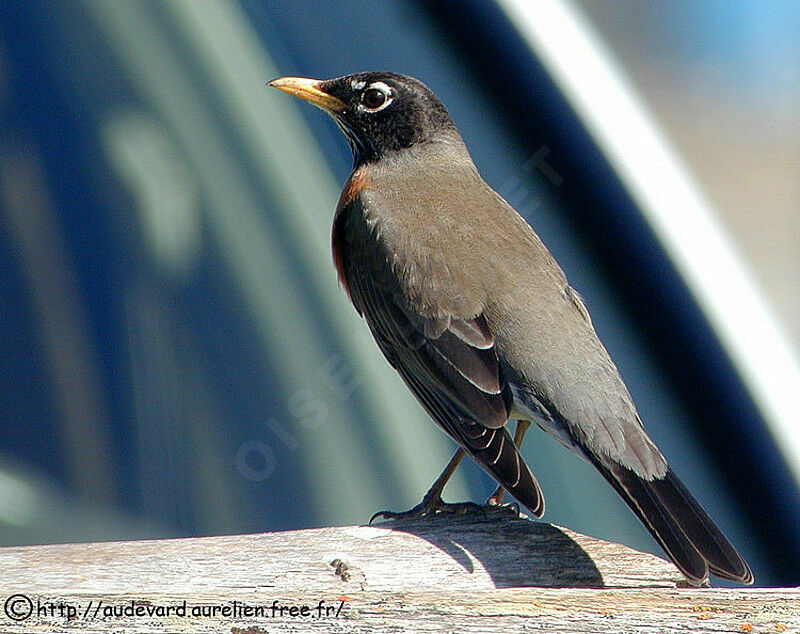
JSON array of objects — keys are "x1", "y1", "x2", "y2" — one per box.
[{"x1": 0, "y1": 1, "x2": 797, "y2": 586}]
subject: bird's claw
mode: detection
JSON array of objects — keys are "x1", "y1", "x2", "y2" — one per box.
[
  {"x1": 369, "y1": 497, "x2": 487, "y2": 524},
  {"x1": 485, "y1": 487, "x2": 521, "y2": 518},
  {"x1": 486, "y1": 499, "x2": 521, "y2": 518}
]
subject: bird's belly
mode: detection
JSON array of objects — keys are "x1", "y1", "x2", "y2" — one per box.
[{"x1": 510, "y1": 384, "x2": 590, "y2": 463}]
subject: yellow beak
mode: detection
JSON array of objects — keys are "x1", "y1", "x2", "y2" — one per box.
[{"x1": 268, "y1": 77, "x2": 346, "y2": 113}]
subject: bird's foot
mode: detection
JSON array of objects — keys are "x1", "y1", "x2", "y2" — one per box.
[
  {"x1": 485, "y1": 499, "x2": 521, "y2": 518},
  {"x1": 486, "y1": 488, "x2": 505, "y2": 507},
  {"x1": 369, "y1": 494, "x2": 486, "y2": 524},
  {"x1": 485, "y1": 488, "x2": 521, "y2": 518}
]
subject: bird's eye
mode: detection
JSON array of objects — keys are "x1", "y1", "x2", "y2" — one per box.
[{"x1": 361, "y1": 85, "x2": 391, "y2": 111}]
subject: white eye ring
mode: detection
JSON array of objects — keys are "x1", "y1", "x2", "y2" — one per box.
[{"x1": 360, "y1": 82, "x2": 393, "y2": 112}]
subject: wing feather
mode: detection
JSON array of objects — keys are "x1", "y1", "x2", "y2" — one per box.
[{"x1": 336, "y1": 206, "x2": 544, "y2": 516}]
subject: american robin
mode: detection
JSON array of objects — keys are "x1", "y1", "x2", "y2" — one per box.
[{"x1": 269, "y1": 72, "x2": 753, "y2": 586}]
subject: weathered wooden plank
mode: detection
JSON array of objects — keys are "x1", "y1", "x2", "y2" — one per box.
[{"x1": 1, "y1": 511, "x2": 797, "y2": 633}]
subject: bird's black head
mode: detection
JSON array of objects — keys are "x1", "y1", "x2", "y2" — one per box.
[{"x1": 269, "y1": 72, "x2": 459, "y2": 166}]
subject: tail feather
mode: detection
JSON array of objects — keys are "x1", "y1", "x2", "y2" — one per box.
[
  {"x1": 594, "y1": 459, "x2": 752, "y2": 585},
  {"x1": 597, "y1": 459, "x2": 708, "y2": 585},
  {"x1": 650, "y1": 469, "x2": 753, "y2": 583}
]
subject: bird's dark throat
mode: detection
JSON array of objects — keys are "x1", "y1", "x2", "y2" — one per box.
[{"x1": 333, "y1": 116, "x2": 375, "y2": 168}]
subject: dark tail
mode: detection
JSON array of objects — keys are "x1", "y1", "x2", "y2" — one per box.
[{"x1": 594, "y1": 459, "x2": 753, "y2": 586}]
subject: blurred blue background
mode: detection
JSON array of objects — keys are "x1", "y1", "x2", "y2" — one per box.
[{"x1": 0, "y1": 0, "x2": 798, "y2": 586}]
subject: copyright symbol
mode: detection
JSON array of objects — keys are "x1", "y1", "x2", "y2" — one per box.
[{"x1": 4, "y1": 594, "x2": 33, "y2": 621}]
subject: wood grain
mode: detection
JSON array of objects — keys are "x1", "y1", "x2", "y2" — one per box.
[{"x1": 1, "y1": 511, "x2": 796, "y2": 633}]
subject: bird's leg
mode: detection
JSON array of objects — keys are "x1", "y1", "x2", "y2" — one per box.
[
  {"x1": 486, "y1": 419, "x2": 531, "y2": 509},
  {"x1": 369, "y1": 448, "x2": 484, "y2": 522}
]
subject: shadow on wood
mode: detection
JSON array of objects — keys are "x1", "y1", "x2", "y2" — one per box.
[
  {"x1": 372, "y1": 510, "x2": 607, "y2": 587},
  {"x1": 2, "y1": 512, "x2": 798, "y2": 632},
  {"x1": 0, "y1": 510, "x2": 685, "y2": 595}
]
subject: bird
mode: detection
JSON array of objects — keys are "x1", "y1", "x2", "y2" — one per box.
[{"x1": 269, "y1": 71, "x2": 753, "y2": 586}]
